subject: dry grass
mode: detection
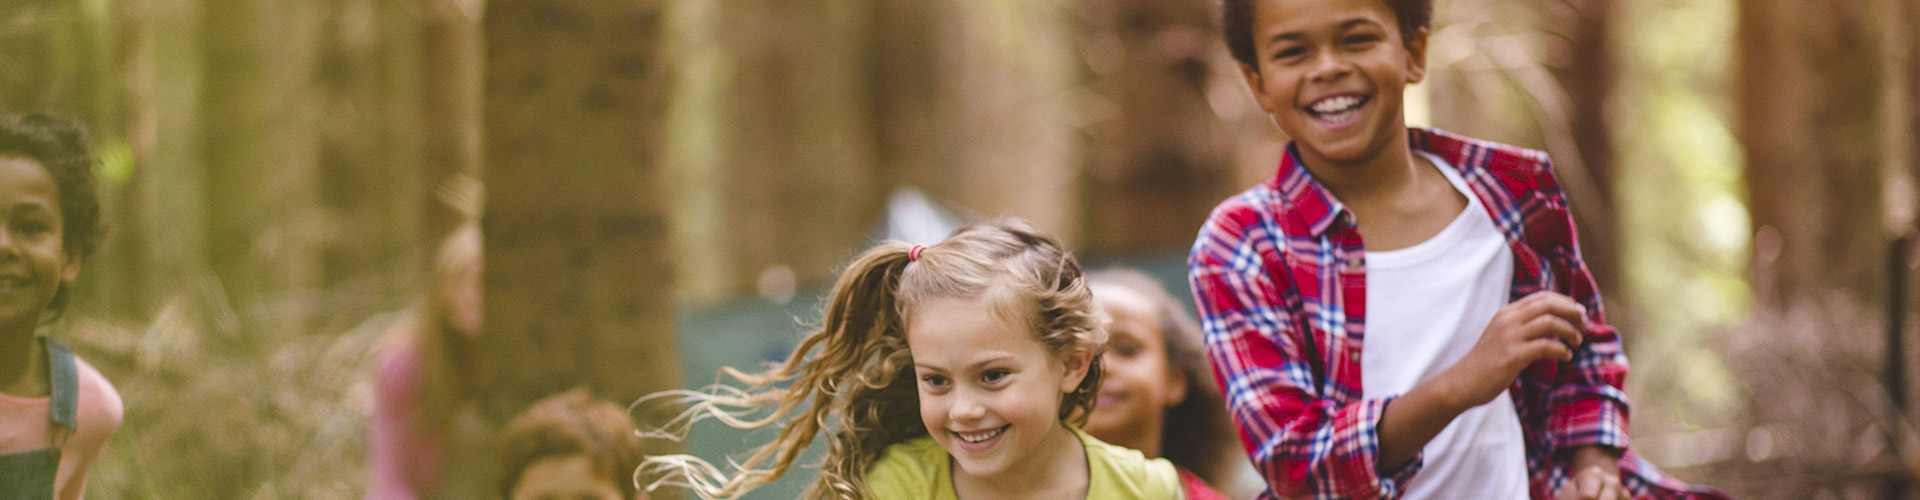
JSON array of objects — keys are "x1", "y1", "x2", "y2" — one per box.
[
  {"x1": 1667, "y1": 296, "x2": 1920, "y2": 499},
  {"x1": 59, "y1": 272, "x2": 411, "y2": 499}
]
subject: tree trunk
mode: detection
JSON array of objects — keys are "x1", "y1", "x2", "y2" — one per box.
[
  {"x1": 1075, "y1": 0, "x2": 1232, "y2": 253},
  {"x1": 1738, "y1": 0, "x2": 1888, "y2": 304},
  {"x1": 1547, "y1": 0, "x2": 1621, "y2": 306},
  {"x1": 0, "y1": 0, "x2": 59, "y2": 113},
  {"x1": 316, "y1": 0, "x2": 414, "y2": 296},
  {"x1": 480, "y1": 0, "x2": 682, "y2": 465},
  {"x1": 202, "y1": 0, "x2": 326, "y2": 319},
  {"x1": 419, "y1": 0, "x2": 483, "y2": 254},
  {"x1": 109, "y1": 0, "x2": 157, "y2": 319},
  {"x1": 711, "y1": 0, "x2": 877, "y2": 298}
]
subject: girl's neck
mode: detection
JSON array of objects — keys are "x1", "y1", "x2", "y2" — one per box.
[
  {"x1": 0, "y1": 326, "x2": 47, "y2": 398},
  {"x1": 1109, "y1": 420, "x2": 1164, "y2": 459},
  {"x1": 952, "y1": 423, "x2": 1089, "y2": 500}
]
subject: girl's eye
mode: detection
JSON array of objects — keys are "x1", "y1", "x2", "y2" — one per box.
[
  {"x1": 980, "y1": 369, "x2": 1011, "y2": 385},
  {"x1": 16, "y1": 221, "x2": 48, "y2": 235},
  {"x1": 1113, "y1": 344, "x2": 1141, "y2": 358},
  {"x1": 921, "y1": 374, "x2": 950, "y2": 388}
]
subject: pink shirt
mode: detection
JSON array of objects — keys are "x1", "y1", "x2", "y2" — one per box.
[
  {"x1": 0, "y1": 356, "x2": 123, "y2": 500},
  {"x1": 365, "y1": 339, "x2": 447, "y2": 500}
]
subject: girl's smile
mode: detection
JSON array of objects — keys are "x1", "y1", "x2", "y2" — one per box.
[
  {"x1": 0, "y1": 155, "x2": 78, "y2": 333},
  {"x1": 907, "y1": 295, "x2": 1092, "y2": 481}
]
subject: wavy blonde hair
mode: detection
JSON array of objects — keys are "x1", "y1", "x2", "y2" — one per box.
[{"x1": 634, "y1": 218, "x2": 1107, "y2": 500}]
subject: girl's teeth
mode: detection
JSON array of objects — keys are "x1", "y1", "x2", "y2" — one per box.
[{"x1": 957, "y1": 426, "x2": 1005, "y2": 443}]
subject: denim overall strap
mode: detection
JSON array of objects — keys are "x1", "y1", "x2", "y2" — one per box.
[
  {"x1": 44, "y1": 338, "x2": 78, "y2": 446},
  {"x1": 0, "y1": 337, "x2": 78, "y2": 500}
]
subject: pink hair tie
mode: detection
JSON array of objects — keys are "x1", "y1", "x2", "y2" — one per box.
[{"x1": 908, "y1": 244, "x2": 926, "y2": 262}]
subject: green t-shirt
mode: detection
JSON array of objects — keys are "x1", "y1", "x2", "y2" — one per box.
[{"x1": 864, "y1": 426, "x2": 1181, "y2": 500}]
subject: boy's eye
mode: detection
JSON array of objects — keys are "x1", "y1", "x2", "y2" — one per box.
[
  {"x1": 1343, "y1": 34, "x2": 1380, "y2": 48},
  {"x1": 1274, "y1": 46, "x2": 1308, "y2": 62},
  {"x1": 15, "y1": 221, "x2": 49, "y2": 235}
]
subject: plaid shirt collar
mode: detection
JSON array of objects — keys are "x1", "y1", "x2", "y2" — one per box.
[{"x1": 1268, "y1": 127, "x2": 1549, "y2": 239}]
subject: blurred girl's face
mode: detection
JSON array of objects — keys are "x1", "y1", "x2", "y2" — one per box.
[
  {"x1": 907, "y1": 295, "x2": 1091, "y2": 480},
  {"x1": 0, "y1": 156, "x2": 78, "y2": 333},
  {"x1": 445, "y1": 254, "x2": 482, "y2": 337},
  {"x1": 1084, "y1": 284, "x2": 1185, "y2": 448}
]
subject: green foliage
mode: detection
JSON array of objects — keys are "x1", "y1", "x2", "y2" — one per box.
[{"x1": 1617, "y1": 0, "x2": 1748, "y2": 421}]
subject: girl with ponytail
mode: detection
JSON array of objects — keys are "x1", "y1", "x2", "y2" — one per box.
[{"x1": 635, "y1": 218, "x2": 1181, "y2": 500}]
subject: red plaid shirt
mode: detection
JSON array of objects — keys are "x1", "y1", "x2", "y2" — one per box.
[{"x1": 1187, "y1": 128, "x2": 1731, "y2": 499}]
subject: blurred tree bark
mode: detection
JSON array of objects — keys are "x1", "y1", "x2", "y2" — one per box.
[
  {"x1": 1546, "y1": 0, "x2": 1621, "y2": 307},
  {"x1": 202, "y1": 0, "x2": 326, "y2": 319},
  {"x1": 1075, "y1": 0, "x2": 1233, "y2": 253},
  {"x1": 0, "y1": 1, "x2": 59, "y2": 112},
  {"x1": 936, "y1": 0, "x2": 1084, "y2": 246},
  {"x1": 419, "y1": 0, "x2": 483, "y2": 251},
  {"x1": 480, "y1": 0, "x2": 682, "y2": 474},
  {"x1": 144, "y1": 0, "x2": 209, "y2": 318},
  {"x1": 1737, "y1": 0, "x2": 1889, "y2": 305},
  {"x1": 111, "y1": 0, "x2": 155, "y2": 318},
  {"x1": 712, "y1": 0, "x2": 877, "y2": 300},
  {"x1": 317, "y1": 0, "x2": 416, "y2": 294}
]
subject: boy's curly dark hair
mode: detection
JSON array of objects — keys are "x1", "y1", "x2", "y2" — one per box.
[
  {"x1": 0, "y1": 113, "x2": 103, "y2": 317},
  {"x1": 1220, "y1": 0, "x2": 1433, "y2": 68}
]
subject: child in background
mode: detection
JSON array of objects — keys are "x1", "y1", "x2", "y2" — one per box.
[
  {"x1": 497, "y1": 388, "x2": 648, "y2": 500},
  {"x1": 635, "y1": 219, "x2": 1180, "y2": 500},
  {"x1": 0, "y1": 113, "x2": 123, "y2": 500},
  {"x1": 1084, "y1": 269, "x2": 1246, "y2": 500},
  {"x1": 1190, "y1": 0, "x2": 1731, "y2": 498},
  {"x1": 366, "y1": 220, "x2": 484, "y2": 500}
]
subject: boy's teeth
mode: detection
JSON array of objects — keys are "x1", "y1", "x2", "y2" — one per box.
[{"x1": 1311, "y1": 96, "x2": 1362, "y2": 114}]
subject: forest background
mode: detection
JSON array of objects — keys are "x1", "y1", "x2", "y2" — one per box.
[{"x1": 3, "y1": 0, "x2": 1918, "y2": 498}]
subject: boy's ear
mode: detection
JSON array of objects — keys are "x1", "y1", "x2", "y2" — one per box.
[
  {"x1": 1058, "y1": 348, "x2": 1095, "y2": 394},
  {"x1": 1404, "y1": 26, "x2": 1430, "y2": 84},
  {"x1": 1238, "y1": 63, "x2": 1277, "y2": 116}
]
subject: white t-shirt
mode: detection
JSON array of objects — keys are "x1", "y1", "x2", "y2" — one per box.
[{"x1": 1360, "y1": 151, "x2": 1528, "y2": 499}]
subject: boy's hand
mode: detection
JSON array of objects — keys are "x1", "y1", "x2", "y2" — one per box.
[
  {"x1": 1555, "y1": 446, "x2": 1625, "y2": 500},
  {"x1": 1440, "y1": 291, "x2": 1590, "y2": 408}
]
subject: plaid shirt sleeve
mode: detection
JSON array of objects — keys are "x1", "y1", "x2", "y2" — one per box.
[
  {"x1": 1188, "y1": 210, "x2": 1420, "y2": 499},
  {"x1": 1523, "y1": 165, "x2": 1632, "y2": 456}
]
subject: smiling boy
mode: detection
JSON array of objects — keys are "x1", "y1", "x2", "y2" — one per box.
[{"x1": 1187, "y1": 0, "x2": 1730, "y2": 498}]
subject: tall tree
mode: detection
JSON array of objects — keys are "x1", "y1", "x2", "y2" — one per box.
[
  {"x1": 1737, "y1": 0, "x2": 1889, "y2": 304},
  {"x1": 202, "y1": 0, "x2": 326, "y2": 319},
  {"x1": 1075, "y1": 0, "x2": 1233, "y2": 253},
  {"x1": 419, "y1": 0, "x2": 483, "y2": 251},
  {"x1": 1546, "y1": 0, "x2": 1621, "y2": 304},
  {"x1": 317, "y1": 0, "x2": 416, "y2": 295},
  {"x1": 480, "y1": 0, "x2": 682, "y2": 467},
  {"x1": 710, "y1": 0, "x2": 877, "y2": 299}
]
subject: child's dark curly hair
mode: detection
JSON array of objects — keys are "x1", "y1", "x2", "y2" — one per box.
[
  {"x1": 1220, "y1": 0, "x2": 1432, "y2": 69},
  {"x1": 0, "y1": 113, "x2": 104, "y2": 316}
]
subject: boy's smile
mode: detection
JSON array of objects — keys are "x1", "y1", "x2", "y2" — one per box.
[{"x1": 1238, "y1": 0, "x2": 1427, "y2": 171}]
